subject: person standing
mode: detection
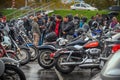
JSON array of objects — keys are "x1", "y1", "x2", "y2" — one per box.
[
  {"x1": 62, "y1": 15, "x2": 75, "y2": 40},
  {"x1": 36, "y1": 13, "x2": 45, "y2": 45},
  {"x1": 54, "y1": 15, "x2": 62, "y2": 37},
  {"x1": 23, "y1": 16, "x2": 32, "y2": 36},
  {"x1": 109, "y1": 17, "x2": 119, "y2": 29},
  {"x1": 48, "y1": 15, "x2": 62, "y2": 37},
  {"x1": 37, "y1": 13, "x2": 45, "y2": 32},
  {"x1": 31, "y1": 17, "x2": 41, "y2": 46},
  {"x1": 73, "y1": 14, "x2": 80, "y2": 30},
  {"x1": 61, "y1": 16, "x2": 68, "y2": 38},
  {"x1": 46, "y1": 16, "x2": 55, "y2": 33}
]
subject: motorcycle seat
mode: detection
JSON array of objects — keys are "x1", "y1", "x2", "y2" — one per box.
[{"x1": 66, "y1": 39, "x2": 89, "y2": 46}]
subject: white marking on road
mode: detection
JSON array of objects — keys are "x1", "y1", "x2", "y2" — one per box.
[{"x1": 54, "y1": 67, "x2": 64, "y2": 80}]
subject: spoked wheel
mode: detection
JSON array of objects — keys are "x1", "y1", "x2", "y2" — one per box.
[
  {"x1": 55, "y1": 54, "x2": 75, "y2": 74},
  {"x1": 0, "y1": 64, "x2": 26, "y2": 80},
  {"x1": 29, "y1": 46, "x2": 38, "y2": 61},
  {"x1": 16, "y1": 49, "x2": 30, "y2": 65},
  {"x1": 38, "y1": 50, "x2": 55, "y2": 69}
]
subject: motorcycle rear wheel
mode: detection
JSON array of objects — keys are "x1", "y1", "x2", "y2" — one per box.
[{"x1": 55, "y1": 54, "x2": 75, "y2": 74}]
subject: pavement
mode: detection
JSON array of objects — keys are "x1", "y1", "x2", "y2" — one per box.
[{"x1": 21, "y1": 61, "x2": 101, "y2": 80}]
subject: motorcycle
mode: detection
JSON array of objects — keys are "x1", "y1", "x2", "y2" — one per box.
[
  {"x1": 7, "y1": 32, "x2": 31, "y2": 66},
  {"x1": 0, "y1": 30, "x2": 18, "y2": 59},
  {"x1": 37, "y1": 31, "x2": 90, "y2": 69},
  {"x1": 53, "y1": 32, "x2": 120, "y2": 74},
  {"x1": 18, "y1": 30, "x2": 38, "y2": 61},
  {"x1": 0, "y1": 57, "x2": 26, "y2": 80},
  {"x1": 1, "y1": 25, "x2": 31, "y2": 65},
  {"x1": 37, "y1": 28, "x2": 120, "y2": 69}
]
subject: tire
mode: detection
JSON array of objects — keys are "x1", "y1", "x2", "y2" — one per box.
[
  {"x1": 29, "y1": 46, "x2": 38, "y2": 61},
  {"x1": 0, "y1": 64, "x2": 26, "y2": 80},
  {"x1": 55, "y1": 54, "x2": 75, "y2": 74},
  {"x1": 38, "y1": 49, "x2": 55, "y2": 69},
  {"x1": 16, "y1": 48, "x2": 30, "y2": 66}
]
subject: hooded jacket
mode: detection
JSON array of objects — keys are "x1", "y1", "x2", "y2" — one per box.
[{"x1": 63, "y1": 15, "x2": 75, "y2": 35}]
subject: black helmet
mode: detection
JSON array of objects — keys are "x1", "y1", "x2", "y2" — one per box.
[{"x1": 45, "y1": 32, "x2": 57, "y2": 42}]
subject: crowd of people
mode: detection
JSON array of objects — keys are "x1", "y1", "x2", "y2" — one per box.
[{"x1": 0, "y1": 12, "x2": 119, "y2": 46}]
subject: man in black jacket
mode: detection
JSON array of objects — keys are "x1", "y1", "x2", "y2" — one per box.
[
  {"x1": 62, "y1": 15, "x2": 75, "y2": 40},
  {"x1": 23, "y1": 16, "x2": 32, "y2": 36}
]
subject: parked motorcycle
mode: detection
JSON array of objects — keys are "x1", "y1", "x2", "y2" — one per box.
[
  {"x1": 8, "y1": 34, "x2": 31, "y2": 65},
  {"x1": 0, "y1": 57, "x2": 26, "y2": 80},
  {"x1": 18, "y1": 31, "x2": 38, "y2": 61},
  {"x1": 53, "y1": 32, "x2": 120, "y2": 74},
  {"x1": 1, "y1": 25, "x2": 31, "y2": 65},
  {"x1": 0, "y1": 30, "x2": 18, "y2": 59},
  {"x1": 37, "y1": 31, "x2": 90, "y2": 69}
]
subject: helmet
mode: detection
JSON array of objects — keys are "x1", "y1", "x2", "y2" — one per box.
[{"x1": 45, "y1": 32, "x2": 57, "y2": 42}]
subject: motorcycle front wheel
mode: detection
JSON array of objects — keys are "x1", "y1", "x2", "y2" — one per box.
[
  {"x1": 0, "y1": 64, "x2": 26, "y2": 80},
  {"x1": 55, "y1": 54, "x2": 75, "y2": 74},
  {"x1": 17, "y1": 48, "x2": 30, "y2": 65},
  {"x1": 38, "y1": 49, "x2": 55, "y2": 69}
]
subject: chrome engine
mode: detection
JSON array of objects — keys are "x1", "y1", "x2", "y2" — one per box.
[{"x1": 86, "y1": 48, "x2": 101, "y2": 55}]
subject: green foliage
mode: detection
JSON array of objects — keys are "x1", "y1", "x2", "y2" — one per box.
[
  {"x1": 1, "y1": 9, "x2": 28, "y2": 20},
  {"x1": 1, "y1": 9, "x2": 120, "y2": 21},
  {"x1": 0, "y1": 9, "x2": 16, "y2": 15},
  {"x1": 84, "y1": 0, "x2": 116, "y2": 9},
  {"x1": 49, "y1": 10, "x2": 108, "y2": 19}
]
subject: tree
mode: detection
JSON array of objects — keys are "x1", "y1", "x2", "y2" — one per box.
[{"x1": 85, "y1": 0, "x2": 116, "y2": 9}]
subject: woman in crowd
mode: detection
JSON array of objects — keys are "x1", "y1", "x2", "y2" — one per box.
[{"x1": 109, "y1": 17, "x2": 119, "y2": 29}]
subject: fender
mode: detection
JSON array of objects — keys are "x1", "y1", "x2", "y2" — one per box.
[
  {"x1": 37, "y1": 45, "x2": 57, "y2": 51},
  {"x1": 25, "y1": 43, "x2": 34, "y2": 47},
  {"x1": 6, "y1": 50, "x2": 16, "y2": 54},
  {"x1": 5, "y1": 50, "x2": 16, "y2": 57},
  {"x1": 1, "y1": 57, "x2": 19, "y2": 66}
]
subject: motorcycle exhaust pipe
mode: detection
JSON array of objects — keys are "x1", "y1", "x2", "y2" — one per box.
[
  {"x1": 60, "y1": 56, "x2": 88, "y2": 66},
  {"x1": 60, "y1": 62, "x2": 83, "y2": 66},
  {"x1": 79, "y1": 64, "x2": 100, "y2": 68},
  {"x1": 60, "y1": 62, "x2": 99, "y2": 67}
]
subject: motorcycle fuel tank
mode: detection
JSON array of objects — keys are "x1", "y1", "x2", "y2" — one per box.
[{"x1": 83, "y1": 41, "x2": 99, "y2": 49}]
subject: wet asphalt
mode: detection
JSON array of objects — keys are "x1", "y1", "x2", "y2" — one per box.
[{"x1": 20, "y1": 61, "x2": 101, "y2": 80}]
